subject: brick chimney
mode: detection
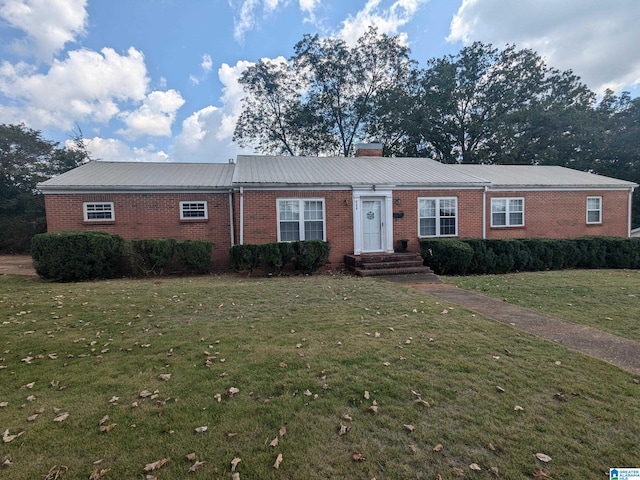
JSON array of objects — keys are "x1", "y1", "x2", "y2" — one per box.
[{"x1": 354, "y1": 143, "x2": 383, "y2": 157}]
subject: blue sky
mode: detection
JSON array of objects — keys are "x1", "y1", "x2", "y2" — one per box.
[{"x1": 1, "y1": 0, "x2": 639, "y2": 163}]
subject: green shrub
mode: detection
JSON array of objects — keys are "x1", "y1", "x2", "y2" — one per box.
[
  {"x1": 176, "y1": 240, "x2": 214, "y2": 274},
  {"x1": 230, "y1": 241, "x2": 330, "y2": 274},
  {"x1": 230, "y1": 244, "x2": 261, "y2": 272},
  {"x1": 420, "y1": 236, "x2": 640, "y2": 275},
  {"x1": 420, "y1": 239, "x2": 473, "y2": 275},
  {"x1": 291, "y1": 240, "x2": 330, "y2": 274},
  {"x1": 31, "y1": 231, "x2": 125, "y2": 281},
  {"x1": 129, "y1": 238, "x2": 177, "y2": 276}
]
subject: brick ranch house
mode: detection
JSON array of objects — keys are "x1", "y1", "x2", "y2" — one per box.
[{"x1": 38, "y1": 144, "x2": 637, "y2": 271}]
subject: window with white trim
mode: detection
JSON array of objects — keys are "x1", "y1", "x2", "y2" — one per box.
[
  {"x1": 491, "y1": 198, "x2": 524, "y2": 227},
  {"x1": 180, "y1": 201, "x2": 208, "y2": 220},
  {"x1": 418, "y1": 197, "x2": 457, "y2": 237},
  {"x1": 277, "y1": 199, "x2": 325, "y2": 242},
  {"x1": 83, "y1": 202, "x2": 114, "y2": 221},
  {"x1": 587, "y1": 196, "x2": 602, "y2": 224}
]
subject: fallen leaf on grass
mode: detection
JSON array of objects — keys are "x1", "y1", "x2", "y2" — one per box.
[
  {"x1": 231, "y1": 457, "x2": 241, "y2": 471},
  {"x1": 99, "y1": 424, "x2": 116, "y2": 433},
  {"x1": 350, "y1": 452, "x2": 365, "y2": 462},
  {"x1": 27, "y1": 413, "x2": 39, "y2": 422},
  {"x1": 89, "y1": 468, "x2": 111, "y2": 479},
  {"x1": 490, "y1": 466, "x2": 500, "y2": 476},
  {"x1": 496, "y1": 386, "x2": 505, "y2": 393},
  {"x1": 408, "y1": 443, "x2": 417, "y2": 452},
  {"x1": 404, "y1": 424, "x2": 415, "y2": 432},
  {"x1": 189, "y1": 460, "x2": 205, "y2": 472},
  {"x1": 23, "y1": 382, "x2": 35, "y2": 389},
  {"x1": 26, "y1": 395, "x2": 36, "y2": 402},
  {"x1": 139, "y1": 390, "x2": 153, "y2": 398},
  {"x1": 338, "y1": 424, "x2": 349, "y2": 436},
  {"x1": 279, "y1": 426, "x2": 286, "y2": 437},
  {"x1": 452, "y1": 467, "x2": 465, "y2": 476},
  {"x1": 269, "y1": 436, "x2": 279, "y2": 447},
  {"x1": 99, "y1": 415, "x2": 109, "y2": 425},
  {"x1": 533, "y1": 468, "x2": 554, "y2": 479},
  {"x1": 273, "y1": 453, "x2": 283, "y2": 469},
  {"x1": 53, "y1": 412, "x2": 69, "y2": 423},
  {"x1": 469, "y1": 463, "x2": 481, "y2": 471},
  {"x1": 44, "y1": 465, "x2": 68, "y2": 480},
  {"x1": 364, "y1": 391, "x2": 370, "y2": 399},
  {"x1": 214, "y1": 393, "x2": 222, "y2": 403},
  {"x1": 227, "y1": 387, "x2": 240, "y2": 397},
  {"x1": 415, "y1": 399, "x2": 430, "y2": 408},
  {"x1": 303, "y1": 389, "x2": 312, "y2": 397},
  {"x1": 341, "y1": 414, "x2": 353, "y2": 422},
  {"x1": 433, "y1": 444, "x2": 443, "y2": 452},
  {"x1": 535, "y1": 453, "x2": 552, "y2": 463},
  {"x1": 3, "y1": 429, "x2": 25, "y2": 443},
  {"x1": 158, "y1": 373, "x2": 171, "y2": 381},
  {"x1": 108, "y1": 396, "x2": 119, "y2": 404},
  {"x1": 194, "y1": 426, "x2": 208, "y2": 433},
  {"x1": 514, "y1": 405, "x2": 524, "y2": 411},
  {"x1": 1, "y1": 457, "x2": 12, "y2": 468},
  {"x1": 0, "y1": 402, "x2": 7, "y2": 407},
  {"x1": 144, "y1": 458, "x2": 169, "y2": 472},
  {"x1": 186, "y1": 453, "x2": 197, "y2": 461},
  {"x1": 232, "y1": 473, "x2": 240, "y2": 480}
]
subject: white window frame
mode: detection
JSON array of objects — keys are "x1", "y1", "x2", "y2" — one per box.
[
  {"x1": 491, "y1": 197, "x2": 525, "y2": 227},
  {"x1": 586, "y1": 196, "x2": 602, "y2": 224},
  {"x1": 180, "y1": 201, "x2": 208, "y2": 220},
  {"x1": 83, "y1": 202, "x2": 114, "y2": 222},
  {"x1": 417, "y1": 197, "x2": 458, "y2": 238},
  {"x1": 277, "y1": 198, "x2": 326, "y2": 242}
]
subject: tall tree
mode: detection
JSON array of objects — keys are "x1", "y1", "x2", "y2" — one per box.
[
  {"x1": 371, "y1": 42, "x2": 595, "y2": 164},
  {"x1": 234, "y1": 27, "x2": 413, "y2": 156},
  {"x1": 0, "y1": 124, "x2": 89, "y2": 253}
]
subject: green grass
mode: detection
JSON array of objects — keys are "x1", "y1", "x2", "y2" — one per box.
[
  {"x1": 0, "y1": 272, "x2": 639, "y2": 479},
  {"x1": 447, "y1": 269, "x2": 640, "y2": 342}
]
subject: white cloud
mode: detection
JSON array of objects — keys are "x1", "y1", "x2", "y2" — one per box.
[
  {"x1": 232, "y1": 0, "x2": 323, "y2": 41},
  {"x1": 448, "y1": 0, "x2": 640, "y2": 94},
  {"x1": 201, "y1": 53, "x2": 213, "y2": 72},
  {"x1": 118, "y1": 89, "x2": 185, "y2": 138},
  {"x1": 0, "y1": 0, "x2": 88, "y2": 62},
  {"x1": 174, "y1": 59, "x2": 255, "y2": 162},
  {"x1": 0, "y1": 47, "x2": 149, "y2": 130},
  {"x1": 83, "y1": 136, "x2": 170, "y2": 162},
  {"x1": 338, "y1": 0, "x2": 428, "y2": 45}
]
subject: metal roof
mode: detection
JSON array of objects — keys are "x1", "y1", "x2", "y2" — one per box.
[
  {"x1": 37, "y1": 157, "x2": 638, "y2": 193},
  {"x1": 232, "y1": 155, "x2": 489, "y2": 187},
  {"x1": 37, "y1": 161, "x2": 235, "y2": 192},
  {"x1": 448, "y1": 164, "x2": 638, "y2": 189}
]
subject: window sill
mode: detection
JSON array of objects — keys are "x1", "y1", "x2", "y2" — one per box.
[
  {"x1": 83, "y1": 220, "x2": 114, "y2": 225},
  {"x1": 491, "y1": 225, "x2": 525, "y2": 229},
  {"x1": 180, "y1": 218, "x2": 209, "y2": 223}
]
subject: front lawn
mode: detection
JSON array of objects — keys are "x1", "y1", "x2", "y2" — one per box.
[
  {"x1": 448, "y1": 269, "x2": 640, "y2": 342},
  {"x1": 0, "y1": 273, "x2": 638, "y2": 479}
]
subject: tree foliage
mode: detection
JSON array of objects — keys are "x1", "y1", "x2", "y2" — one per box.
[
  {"x1": 0, "y1": 124, "x2": 89, "y2": 253},
  {"x1": 234, "y1": 27, "x2": 413, "y2": 156}
]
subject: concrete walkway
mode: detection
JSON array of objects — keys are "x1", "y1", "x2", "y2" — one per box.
[{"x1": 406, "y1": 282, "x2": 640, "y2": 376}]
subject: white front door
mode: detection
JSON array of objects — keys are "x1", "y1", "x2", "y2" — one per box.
[{"x1": 362, "y1": 199, "x2": 383, "y2": 252}]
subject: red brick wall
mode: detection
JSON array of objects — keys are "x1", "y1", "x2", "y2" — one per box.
[
  {"x1": 44, "y1": 192, "x2": 232, "y2": 268},
  {"x1": 486, "y1": 190, "x2": 630, "y2": 239},
  {"x1": 239, "y1": 190, "x2": 353, "y2": 266}
]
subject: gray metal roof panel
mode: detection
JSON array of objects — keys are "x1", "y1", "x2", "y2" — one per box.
[
  {"x1": 448, "y1": 164, "x2": 638, "y2": 188},
  {"x1": 232, "y1": 155, "x2": 489, "y2": 186},
  {"x1": 38, "y1": 161, "x2": 235, "y2": 191}
]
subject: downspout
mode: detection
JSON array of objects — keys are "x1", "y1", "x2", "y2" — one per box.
[
  {"x1": 228, "y1": 189, "x2": 235, "y2": 246},
  {"x1": 629, "y1": 187, "x2": 635, "y2": 237},
  {"x1": 482, "y1": 186, "x2": 488, "y2": 239},
  {"x1": 239, "y1": 186, "x2": 244, "y2": 245}
]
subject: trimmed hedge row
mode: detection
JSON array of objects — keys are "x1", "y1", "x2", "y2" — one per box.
[
  {"x1": 420, "y1": 237, "x2": 640, "y2": 275},
  {"x1": 31, "y1": 232, "x2": 214, "y2": 281},
  {"x1": 229, "y1": 240, "x2": 330, "y2": 274}
]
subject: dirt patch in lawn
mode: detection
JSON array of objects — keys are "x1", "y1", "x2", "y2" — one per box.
[{"x1": 0, "y1": 255, "x2": 36, "y2": 276}]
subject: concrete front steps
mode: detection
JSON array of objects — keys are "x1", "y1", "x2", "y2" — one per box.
[{"x1": 344, "y1": 252, "x2": 440, "y2": 282}]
